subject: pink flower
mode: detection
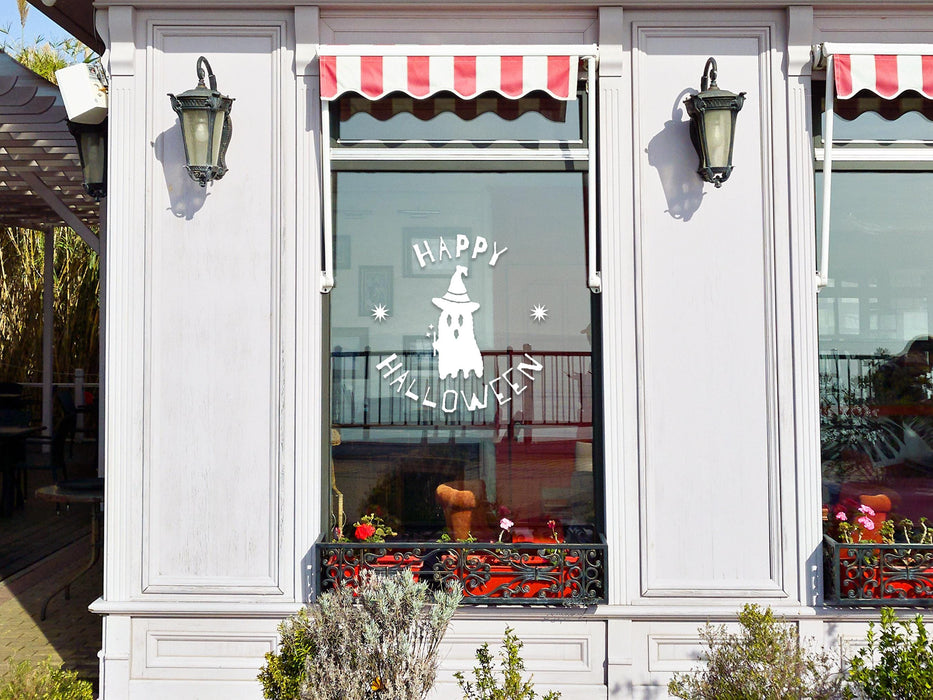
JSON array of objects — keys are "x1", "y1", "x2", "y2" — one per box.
[
  {"x1": 547, "y1": 519, "x2": 557, "y2": 530},
  {"x1": 858, "y1": 504, "x2": 876, "y2": 517},
  {"x1": 499, "y1": 518, "x2": 514, "y2": 531},
  {"x1": 857, "y1": 516, "x2": 875, "y2": 531},
  {"x1": 835, "y1": 511, "x2": 848, "y2": 521}
]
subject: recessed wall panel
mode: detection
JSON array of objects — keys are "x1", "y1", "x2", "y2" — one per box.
[
  {"x1": 144, "y1": 27, "x2": 285, "y2": 593},
  {"x1": 634, "y1": 25, "x2": 782, "y2": 596}
]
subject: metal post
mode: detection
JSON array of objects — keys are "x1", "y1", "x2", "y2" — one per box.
[
  {"x1": 98, "y1": 196, "x2": 106, "y2": 477},
  {"x1": 74, "y1": 368, "x2": 85, "y2": 442},
  {"x1": 42, "y1": 225, "x2": 54, "y2": 444}
]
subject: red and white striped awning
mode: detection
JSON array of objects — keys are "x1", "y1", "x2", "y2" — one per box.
[
  {"x1": 319, "y1": 53, "x2": 580, "y2": 101},
  {"x1": 834, "y1": 53, "x2": 933, "y2": 99}
]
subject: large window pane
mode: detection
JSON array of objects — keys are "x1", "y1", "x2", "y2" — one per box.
[
  {"x1": 819, "y1": 171, "x2": 933, "y2": 527},
  {"x1": 329, "y1": 172, "x2": 597, "y2": 543}
]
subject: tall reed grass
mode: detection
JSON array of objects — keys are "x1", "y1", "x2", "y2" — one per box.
[{"x1": 0, "y1": 226, "x2": 99, "y2": 384}]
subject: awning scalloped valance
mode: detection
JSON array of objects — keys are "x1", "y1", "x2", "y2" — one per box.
[
  {"x1": 834, "y1": 53, "x2": 933, "y2": 99},
  {"x1": 319, "y1": 53, "x2": 581, "y2": 101}
]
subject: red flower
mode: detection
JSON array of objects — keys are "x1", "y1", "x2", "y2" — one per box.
[{"x1": 355, "y1": 523, "x2": 377, "y2": 541}]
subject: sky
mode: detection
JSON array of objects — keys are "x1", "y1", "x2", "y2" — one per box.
[{"x1": 0, "y1": 1, "x2": 74, "y2": 47}]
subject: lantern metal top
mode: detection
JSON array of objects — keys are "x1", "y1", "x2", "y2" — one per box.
[
  {"x1": 685, "y1": 58, "x2": 746, "y2": 113},
  {"x1": 168, "y1": 56, "x2": 234, "y2": 186}
]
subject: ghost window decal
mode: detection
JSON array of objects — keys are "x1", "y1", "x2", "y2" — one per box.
[{"x1": 430, "y1": 265, "x2": 483, "y2": 380}]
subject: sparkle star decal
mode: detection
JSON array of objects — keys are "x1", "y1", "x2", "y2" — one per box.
[
  {"x1": 371, "y1": 304, "x2": 389, "y2": 322},
  {"x1": 530, "y1": 304, "x2": 549, "y2": 323}
]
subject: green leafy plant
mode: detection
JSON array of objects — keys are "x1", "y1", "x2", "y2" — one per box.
[
  {"x1": 352, "y1": 512, "x2": 397, "y2": 543},
  {"x1": 667, "y1": 604, "x2": 846, "y2": 700},
  {"x1": 258, "y1": 607, "x2": 316, "y2": 700},
  {"x1": 847, "y1": 607, "x2": 933, "y2": 699},
  {"x1": 0, "y1": 657, "x2": 93, "y2": 700},
  {"x1": 258, "y1": 569, "x2": 461, "y2": 700},
  {"x1": 455, "y1": 626, "x2": 560, "y2": 700},
  {"x1": 438, "y1": 532, "x2": 477, "y2": 543}
]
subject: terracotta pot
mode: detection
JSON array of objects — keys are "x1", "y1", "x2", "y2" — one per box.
[{"x1": 435, "y1": 480, "x2": 489, "y2": 541}]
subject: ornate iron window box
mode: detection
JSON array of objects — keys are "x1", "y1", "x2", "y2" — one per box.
[
  {"x1": 315, "y1": 536, "x2": 607, "y2": 606},
  {"x1": 825, "y1": 535, "x2": 933, "y2": 605}
]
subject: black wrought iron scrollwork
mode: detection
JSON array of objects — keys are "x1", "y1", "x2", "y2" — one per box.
[
  {"x1": 316, "y1": 537, "x2": 607, "y2": 606},
  {"x1": 825, "y1": 535, "x2": 933, "y2": 606}
]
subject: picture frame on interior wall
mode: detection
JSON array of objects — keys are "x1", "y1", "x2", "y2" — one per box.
[
  {"x1": 403, "y1": 227, "x2": 470, "y2": 278},
  {"x1": 335, "y1": 235, "x2": 351, "y2": 269},
  {"x1": 359, "y1": 266, "x2": 393, "y2": 316}
]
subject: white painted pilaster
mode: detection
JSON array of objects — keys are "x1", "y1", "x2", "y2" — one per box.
[
  {"x1": 787, "y1": 5, "x2": 822, "y2": 607},
  {"x1": 597, "y1": 5, "x2": 631, "y2": 608},
  {"x1": 294, "y1": 4, "x2": 325, "y2": 603}
]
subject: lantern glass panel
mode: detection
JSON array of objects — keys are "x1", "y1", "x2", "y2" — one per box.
[
  {"x1": 703, "y1": 109, "x2": 733, "y2": 169},
  {"x1": 181, "y1": 108, "x2": 212, "y2": 166},
  {"x1": 80, "y1": 131, "x2": 106, "y2": 185},
  {"x1": 210, "y1": 110, "x2": 225, "y2": 166}
]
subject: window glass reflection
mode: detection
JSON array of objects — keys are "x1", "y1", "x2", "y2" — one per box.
[
  {"x1": 335, "y1": 92, "x2": 582, "y2": 143},
  {"x1": 329, "y1": 172, "x2": 596, "y2": 543},
  {"x1": 819, "y1": 171, "x2": 933, "y2": 533}
]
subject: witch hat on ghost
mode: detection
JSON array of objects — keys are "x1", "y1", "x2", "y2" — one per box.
[{"x1": 433, "y1": 265, "x2": 480, "y2": 313}]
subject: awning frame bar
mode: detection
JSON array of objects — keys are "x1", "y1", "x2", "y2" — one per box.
[
  {"x1": 321, "y1": 98, "x2": 334, "y2": 294},
  {"x1": 817, "y1": 53, "x2": 834, "y2": 291}
]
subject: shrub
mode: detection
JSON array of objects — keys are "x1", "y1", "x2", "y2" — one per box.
[
  {"x1": 258, "y1": 569, "x2": 461, "y2": 700},
  {"x1": 667, "y1": 604, "x2": 846, "y2": 700},
  {"x1": 0, "y1": 657, "x2": 93, "y2": 700},
  {"x1": 455, "y1": 626, "x2": 560, "y2": 700},
  {"x1": 258, "y1": 607, "x2": 316, "y2": 700},
  {"x1": 847, "y1": 607, "x2": 933, "y2": 699}
]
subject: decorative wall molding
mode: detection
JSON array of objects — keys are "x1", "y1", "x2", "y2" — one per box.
[
  {"x1": 132, "y1": 621, "x2": 277, "y2": 681},
  {"x1": 140, "y1": 20, "x2": 292, "y2": 596},
  {"x1": 630, "y1": 17, "x2": 791, "y2": 598},
  {"x1": 318, "y1": 10, "x2": 598, "y2": 45}
]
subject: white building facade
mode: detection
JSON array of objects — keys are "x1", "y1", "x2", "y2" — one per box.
[{"x1": 69, "y1": 0, "x2": 933, "y2": 696}]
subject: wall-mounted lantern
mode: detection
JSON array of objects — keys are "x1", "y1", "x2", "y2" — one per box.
[
  {"x1": 683, "y1": 57, "x2": 745, "y2": 188},
  {"x1": 67, "y1": 119, "x2": 107, "y2": 200},
  {"x1": 168, "y1": 56, "x2": 234, "y2": 187}
]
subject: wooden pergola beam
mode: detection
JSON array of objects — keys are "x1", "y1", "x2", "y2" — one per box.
[{"x1": 17, "y1": 170, "x2": 100, "y2": 253}]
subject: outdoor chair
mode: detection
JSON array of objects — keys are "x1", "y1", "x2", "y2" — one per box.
[{"x1": 18, "y1": 413, "x2": 75, "y2": 503}]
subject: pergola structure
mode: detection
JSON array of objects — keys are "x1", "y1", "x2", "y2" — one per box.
[
  {"x1": 0, "y1": 51, "x2": 99, "y2": 235},
  {"x1": 0, "y1": 49, "x2": 102, "y2": 457}
]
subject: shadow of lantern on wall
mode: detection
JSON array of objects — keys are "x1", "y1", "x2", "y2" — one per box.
[
  {"x1": 168, "y1": 56, "x2": 234, "y2": 187},
  {"x1": 683, "y1": 57, "x2": 746, "y2": 188}
]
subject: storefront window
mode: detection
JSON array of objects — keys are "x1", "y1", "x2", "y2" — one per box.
[
  {"x1": 817, "y1": 84, "x2": 933, "y2": 546},
  {"x1": 326, "y1": 83, "x2": 601, "y2": 550}
]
